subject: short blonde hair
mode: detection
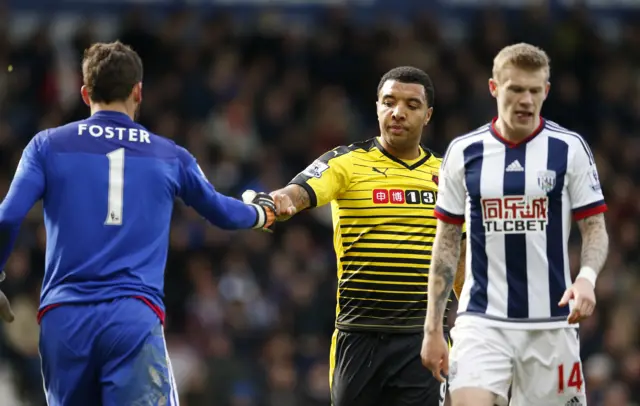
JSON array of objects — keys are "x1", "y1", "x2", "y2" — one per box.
[{"x1": 492, "y1": 43, "x2": 550, "y2": 80}]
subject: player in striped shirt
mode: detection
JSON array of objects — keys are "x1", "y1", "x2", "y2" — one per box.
[
  {"x1": 254, "y1": 67, "x2": 466, "y2": 406},
  {"x1": 421, "y1": 43, "x2": 609, "y2": 406}
]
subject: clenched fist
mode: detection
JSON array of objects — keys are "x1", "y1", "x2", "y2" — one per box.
[{"x1": 270, "y1": 192, "x2": 297, "y2": 221}]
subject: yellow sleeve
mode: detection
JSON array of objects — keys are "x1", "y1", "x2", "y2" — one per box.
[{"x1": 288, "y1": 146, "x2": 353, "y2": 208}]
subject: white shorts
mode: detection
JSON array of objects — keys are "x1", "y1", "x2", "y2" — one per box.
[{"x1": 448, "y1": 317, "x2": 587, "y2": 406}]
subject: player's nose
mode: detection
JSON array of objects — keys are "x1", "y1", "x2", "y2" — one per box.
[
  {"x1": 519, "y1": 91, "x2": 534, "y2": 105},
  {"x1": 392, "y1": 105, "x2": 406, "y2": 119}
]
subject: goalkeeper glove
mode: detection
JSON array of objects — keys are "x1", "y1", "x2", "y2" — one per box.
[{"x1": 242, "y1": 190, "x2": 276, "y2": 232}]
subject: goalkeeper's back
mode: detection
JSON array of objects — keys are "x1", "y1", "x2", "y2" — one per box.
[
  {"x1": 0, "y1": 42, "x2": 262, "y2": 327},
  {"x1": 30, "y1": 112, "x2": 183, "y2": 321},
  {"x1": 0, "y1": 41, "x2": 270, "y2": 405},
  {"x1": 0, "y1": 110, "x2": 260, "y2": 323}
]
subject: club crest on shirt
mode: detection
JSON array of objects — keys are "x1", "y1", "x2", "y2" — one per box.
[{"x1": 537, "y1": 170, "x2": 556, "y2": 193}]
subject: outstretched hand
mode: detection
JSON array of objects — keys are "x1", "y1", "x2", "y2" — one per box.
[
  {"x1": 242, "y1": 190, "x2": 277, "y2": 232},
  {"x1": 270, "y1": 192, "x2": 297, "y2": 221}
]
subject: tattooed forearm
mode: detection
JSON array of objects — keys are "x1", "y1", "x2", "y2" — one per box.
[
  {"x1": 452, "y1": 240, "x2": 467, "y2": 299},
  {"x1": 577, "y1": 213, "x2": 609, "y2": 274},
  {"x1": 273, "y1": 184, "x2": 311, "y2": 212},
  {"x1": 425, "y1": 220, "x2": 463, "y2": 334}
]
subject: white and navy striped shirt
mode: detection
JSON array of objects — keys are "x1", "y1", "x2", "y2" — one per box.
[{"x1": 435, "y1": 118, "x2": 607, "y2": 330}]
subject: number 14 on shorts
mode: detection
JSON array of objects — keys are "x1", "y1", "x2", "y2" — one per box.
[{"x1": 558, "y1": 362, "x2": 583, "y2": 393}]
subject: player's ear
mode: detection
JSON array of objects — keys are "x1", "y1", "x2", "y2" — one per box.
[
  {"x1": 424, "y1": 107, "x2": 433, "y2": 126},
  {"x1": 488, "y1": 78, "x2": 498, "y2": 98},
  {"x1": 80, "y1": 85, "x2": 91, "y2": 107},
  {"x1": 544, "y1": 82, "x2": 550, "y2": 99},
  {"x1": 132, "y1": 82, "x2": 143, "y2": 104}
]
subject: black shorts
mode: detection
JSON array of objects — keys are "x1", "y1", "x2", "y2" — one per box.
[{"x1": 330, "y1": 330, "x2": 447, "y2": 406}]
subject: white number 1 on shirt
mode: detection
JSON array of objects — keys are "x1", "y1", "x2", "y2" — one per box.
[{"x1": 105, "y1": 148, "x2": 125, "y2": 226}]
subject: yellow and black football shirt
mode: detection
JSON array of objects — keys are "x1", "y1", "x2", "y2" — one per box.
[{"x1": 290, "y1": 137, "x2": 456, "y2": 333}]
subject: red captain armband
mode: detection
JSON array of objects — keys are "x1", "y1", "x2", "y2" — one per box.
[
  {"x1": 572, "y1": 202, "x2": 607, "y2": 221},
  {"x1": 434, "y1": 206, "x2": 465, "y2": 225}
]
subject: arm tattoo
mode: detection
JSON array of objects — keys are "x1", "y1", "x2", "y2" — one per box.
[
  {"x1": 576, "y1": 213, "x2": 609, "y2": 274},
  {"x1": 274, "y1": 184, "x2": 311, "y2": 212},
  {"x1": 425, "y1": 221, "x2": 463, "y2": 334},
  {"x1": 452, "y1": 240, "x2": 467, "y2": 299}
]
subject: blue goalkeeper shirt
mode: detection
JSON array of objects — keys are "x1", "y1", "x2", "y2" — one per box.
[{"x1": 0, "y1": 110, "x2": 259, "y2": 322}]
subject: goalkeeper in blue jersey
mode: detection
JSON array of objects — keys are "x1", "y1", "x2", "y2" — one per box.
[{"x1": 0, "y1": 41, "x2": 276, "y2": 406}]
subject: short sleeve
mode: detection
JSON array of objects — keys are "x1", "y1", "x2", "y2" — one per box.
[
  {"x1": 434, "y1": 143, "x2": 466, "y2": 225},
  {"x1": 568, "y1": 142, "x2": 607, "y2": 221},
  {"x1": 289, "y1": 146, "x2": 353, "y2": 208}
]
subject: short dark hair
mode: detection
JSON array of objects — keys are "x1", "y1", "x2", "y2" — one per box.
[
  {"x1": 82, "y1": 41, "x2": 143, "y2": 104},
  {"x1": 377, "y1": 66, "x2": 434, "y2": 108}
]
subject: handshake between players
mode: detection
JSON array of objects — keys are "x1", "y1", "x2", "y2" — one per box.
[
  {"x1": 0, "y1": 191, "x2": 278, "y2": 327},
  {"x1": 242, "y1": 190, "x2": 297, "y2": 230},
  {"x1": 241, "y1": 190, "x2": 278, "y2": 232},
  {"x1": 0, "y1": 191, "x2": 284, "y2": 326}
]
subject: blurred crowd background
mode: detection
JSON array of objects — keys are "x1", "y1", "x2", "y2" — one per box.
[{"x1": 0, "y1": 1, "x2": 639, "y2": 405}]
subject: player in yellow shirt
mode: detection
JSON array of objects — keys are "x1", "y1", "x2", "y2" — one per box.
[{"x1": 255, "y1": 67, "x2": 465, "y2": 406}]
